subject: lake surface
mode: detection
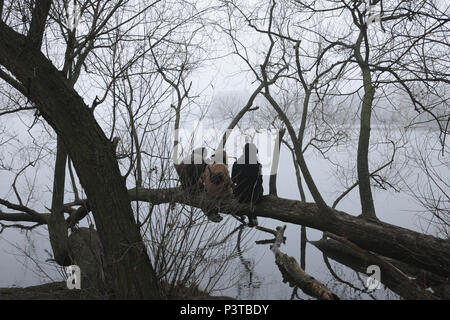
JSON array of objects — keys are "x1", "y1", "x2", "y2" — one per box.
[{"x1": 0, "y1": 128, "x2": 447, "y2": 300}]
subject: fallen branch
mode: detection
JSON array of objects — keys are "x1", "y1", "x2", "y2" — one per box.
[
  {"x1": 129, "y1": 187, "x2": 450, "y2": 278},
  {"x1": 271, "y1": 225, "x2": 339, "y2": 300},
  {"x1": 323, "y1": 232, "x2": 438, "y2": 300}
]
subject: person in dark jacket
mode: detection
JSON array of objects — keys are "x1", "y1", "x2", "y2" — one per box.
[
  {"x1": 231, "y1": 143, "x2": 263, "y2": 227},
  {"x1": 174, "y1": 147, "x2": 209, "y2": 193}
]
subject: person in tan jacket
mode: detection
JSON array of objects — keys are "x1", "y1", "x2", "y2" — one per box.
[
  {"x1": 201, "y1": 153, "x2": 232, "y2": 197},
  {"x1": 200, "y1": 150, "x2": 232, "y2": 222}
]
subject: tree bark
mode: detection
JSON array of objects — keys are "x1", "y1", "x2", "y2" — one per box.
[
  {"x1": 357, "y1": 66, "x2": 377, "y2": 220},
  {"x1": 271, "y1": 225, "x2": 339, "y2": 300}
]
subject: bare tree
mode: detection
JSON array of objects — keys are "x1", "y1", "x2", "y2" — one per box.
[{"x1": 0, "y1": 0, "x2": 449, "y2": 300}]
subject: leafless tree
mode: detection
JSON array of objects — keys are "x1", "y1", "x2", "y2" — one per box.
[{"x1": 0, "y1": 0, "x2": 449, "y2": 300}]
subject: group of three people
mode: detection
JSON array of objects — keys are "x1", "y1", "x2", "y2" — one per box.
[{"x1": 175, "y1": 143, "x2": 263, "y2": 227}]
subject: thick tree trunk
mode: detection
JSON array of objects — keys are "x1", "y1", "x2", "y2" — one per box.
[
  {"x1": 0, "y1": 22, "x2": 161, "y2": 299},
  {"x1": 130, "y1": 187, "x2": 450, "y2": 278}
]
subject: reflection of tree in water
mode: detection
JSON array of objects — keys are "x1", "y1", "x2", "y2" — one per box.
[
  {"x1": 236, "y1": 225, "x2": 262, "y2": 299},
  {"x1": 323, "y1": 258, "x2": 380, "y2": 300}
]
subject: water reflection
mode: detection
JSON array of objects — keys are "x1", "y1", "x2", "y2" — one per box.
[{"x1": 235, "y1": 225, "x2": 262, "y2": 299}]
